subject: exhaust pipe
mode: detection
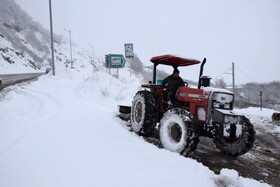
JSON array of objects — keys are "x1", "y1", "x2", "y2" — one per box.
[{"x1": 198, "y1": 58, "x2": 206, "y2": 89}]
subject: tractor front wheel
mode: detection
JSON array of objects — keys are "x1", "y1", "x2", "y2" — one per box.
[
  {"x1": 159, "y1": 108, "x2": 199, "y2": 156},
  {"x1": 213, "y1": 117, "x2": 255, "y2": 156}
]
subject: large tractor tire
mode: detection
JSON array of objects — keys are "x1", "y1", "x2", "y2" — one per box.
[
  {"x1": 213, "y1": 117, "x2": 255, "y2": 156},
  {"x1": 159, "y1": 108, "x2": 199, "y2": 156},
  {"x1": 130, "y1": 91, "x2": 157, "y2": 135}
]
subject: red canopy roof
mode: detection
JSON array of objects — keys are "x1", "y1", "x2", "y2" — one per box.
[{"x1": 150, "y1": 54, "x2": 200, "y2": 67}]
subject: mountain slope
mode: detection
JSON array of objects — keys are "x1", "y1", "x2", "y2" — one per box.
[{"x1": 0, "y1": 0, "x2": 63, "y2": 72}]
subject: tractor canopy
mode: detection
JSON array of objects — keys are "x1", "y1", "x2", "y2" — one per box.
[{"x1": 150, "y1": 54, "x2": 200, "y2": 67}]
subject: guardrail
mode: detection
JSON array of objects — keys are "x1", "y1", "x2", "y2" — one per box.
[{"x1": 0, "y1": 68, "x2": 51, "y2": 90}]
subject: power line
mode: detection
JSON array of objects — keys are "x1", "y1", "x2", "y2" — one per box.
[
  {"x1": 234, "y1": 65, "x2": 280, "y2": 100},
  {"x1": 215, "y1": 64, "x2": 256, "y2": 84},
  {"x1": 235, "y1": 65, "x2": 256, "y2": 83},
  {"x1": 213, "y1": 67, "x2": 232, "y2": 80}
]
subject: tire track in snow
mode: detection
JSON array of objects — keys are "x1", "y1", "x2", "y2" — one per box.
[{"x1": 0, "y1": 88, "x2": 63, "y2": 156}]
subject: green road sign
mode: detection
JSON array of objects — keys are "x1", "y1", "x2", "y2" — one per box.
[{"x1": 107, "y1": 54, "x2": 126, "y2": 68}]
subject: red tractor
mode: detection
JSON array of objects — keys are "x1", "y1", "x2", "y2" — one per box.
[{"x1": 122, "y1": 54, "x2": 255, "y2": 156}]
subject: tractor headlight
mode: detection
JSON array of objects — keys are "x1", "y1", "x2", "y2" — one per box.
[
  {"x1": 213, "y1": 102, "x2": 220, "y2": 108},
  {"x1": 224, "y1": 103, "x2": 231, "y2": 109}
]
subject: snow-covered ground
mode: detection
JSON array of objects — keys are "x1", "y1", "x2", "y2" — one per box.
[
  {"x1": 236, "y1": 107, "x2": 280, "y2": 135},
  {"x1": 0, "y1": 62, "x2": 276, "y2": 187}
]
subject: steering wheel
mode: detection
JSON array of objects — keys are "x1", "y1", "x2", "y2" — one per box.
[{"x1": 184, "y1": 81, "x2": 188, "y2": 87}]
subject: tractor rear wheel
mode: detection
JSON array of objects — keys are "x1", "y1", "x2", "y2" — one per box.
[
  {"x1": 159, "y1": 108, "x2": 199, "y2": 156},
  {"x1": 213, "y1": 117, "x2": 255, "y2": 156},
  {"x1": 130, "y1": 91, "x2": 157, "y2": 135}
]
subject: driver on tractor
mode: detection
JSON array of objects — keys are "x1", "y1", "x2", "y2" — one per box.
[{"x1": 162, "y1": 68, "x2": 184, "y2": 106}]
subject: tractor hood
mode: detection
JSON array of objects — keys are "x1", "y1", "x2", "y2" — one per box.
[{"x1": 150, "y1": 54, "x2": 200, "y2": 67}]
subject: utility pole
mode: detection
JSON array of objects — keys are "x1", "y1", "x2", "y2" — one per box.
[
  {"x1": 49, "y1": 0, "x2": 55, "y2": 75},
  {"x1": 232, "y1": 62, "x2": 236, "y2": 100},
  {"x1": 64, "y1": 28, "x2": 73, "y2": 68},
  {"x1": 260, "y1": 91, "x2": 263, "y2": 111}
]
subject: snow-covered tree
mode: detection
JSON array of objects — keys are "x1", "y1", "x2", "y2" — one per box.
[
  {"x1": 127, "y1": 54, "x2": 144, "y2": 74},
  {"x1": 214, "y1": 78, "x2": 227, "y2": 89}
]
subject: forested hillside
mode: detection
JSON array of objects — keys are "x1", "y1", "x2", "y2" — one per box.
[{"x1": 236, "y1": 81, "x2": 280, "y2": 110}]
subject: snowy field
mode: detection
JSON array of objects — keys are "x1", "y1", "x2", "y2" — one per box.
[{"x1": 0, "y1": 63, "x2": 276, "y2": 187}]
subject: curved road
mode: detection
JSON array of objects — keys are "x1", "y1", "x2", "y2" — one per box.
[
  {"x1": 0, "y1": 87, "x2": 63, "y2": 156},
  {"x1": 0, "y1": 71, "x2": 48, "y2": 89}
]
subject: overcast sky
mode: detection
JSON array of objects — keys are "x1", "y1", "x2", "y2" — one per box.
[{"x1": 15, "y1": 0, "x2": 280, "y2": 85}]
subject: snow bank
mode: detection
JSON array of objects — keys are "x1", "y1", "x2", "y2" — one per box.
[
  {"x1": 236, "y1": 107, "x2": 279, "y2": 119},
  {"x1": 235, "y1": 107, "x2": 280, "y2": 134},
  {"x1": 215, "y1": 169, "x2": 270, "y2": 187},
  {"x1": 79, "y1": 67, "x2": 142, "y2": 105}
]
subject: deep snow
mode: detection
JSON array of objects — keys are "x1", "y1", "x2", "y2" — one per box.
[{"x1": 0, "y1": 62, "x2": 276, "y2": 187}]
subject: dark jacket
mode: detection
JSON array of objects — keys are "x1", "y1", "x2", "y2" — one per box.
[{"x1": 162, "y1": 75, "x2": 184, "y2": 93}]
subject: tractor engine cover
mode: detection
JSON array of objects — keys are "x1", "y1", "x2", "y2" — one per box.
[{"x1": 212, "y1": 109, "x2": 244, "y2": 138}]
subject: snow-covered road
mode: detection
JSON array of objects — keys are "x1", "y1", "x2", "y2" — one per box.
[
  {"x1": 0, "y1": 68, "x2": 273, "y2": 187},
  {"x1": 0, "y1": 86, "x2": 62, "y2": 155}
]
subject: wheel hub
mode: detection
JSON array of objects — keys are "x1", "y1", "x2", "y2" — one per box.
[
  {"x1": 134, "y1": 101, "x2": 143, "y2": 123},
  {"x1": 170, "y1": 123, "x2": 182, "y2": 142}
]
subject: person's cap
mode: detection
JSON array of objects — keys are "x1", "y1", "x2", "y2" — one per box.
[{"x1": 173, "y1": 68, "x2": 179, "y2": 74}]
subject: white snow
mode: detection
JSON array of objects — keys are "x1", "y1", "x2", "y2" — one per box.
[
  {"x1": 235, "y1": 107, "x2": 280, "y2": 135},
  {"x1": 197, "y1": 107, "x2": 206, "y2": 121},
  {"x1": 0, "y1": 62, "x2": 273, "y2": 187},
  {"x1": 203, "y1": 86, "x2": 233, "y2": 95}
]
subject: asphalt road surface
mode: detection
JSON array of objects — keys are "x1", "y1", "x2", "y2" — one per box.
[
  {"x1": 192, "y1": 128, "x2": 280, "y2": 187},
  {"x1": 0, "y1": 72, "x2": 46, "y2": 89}
]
